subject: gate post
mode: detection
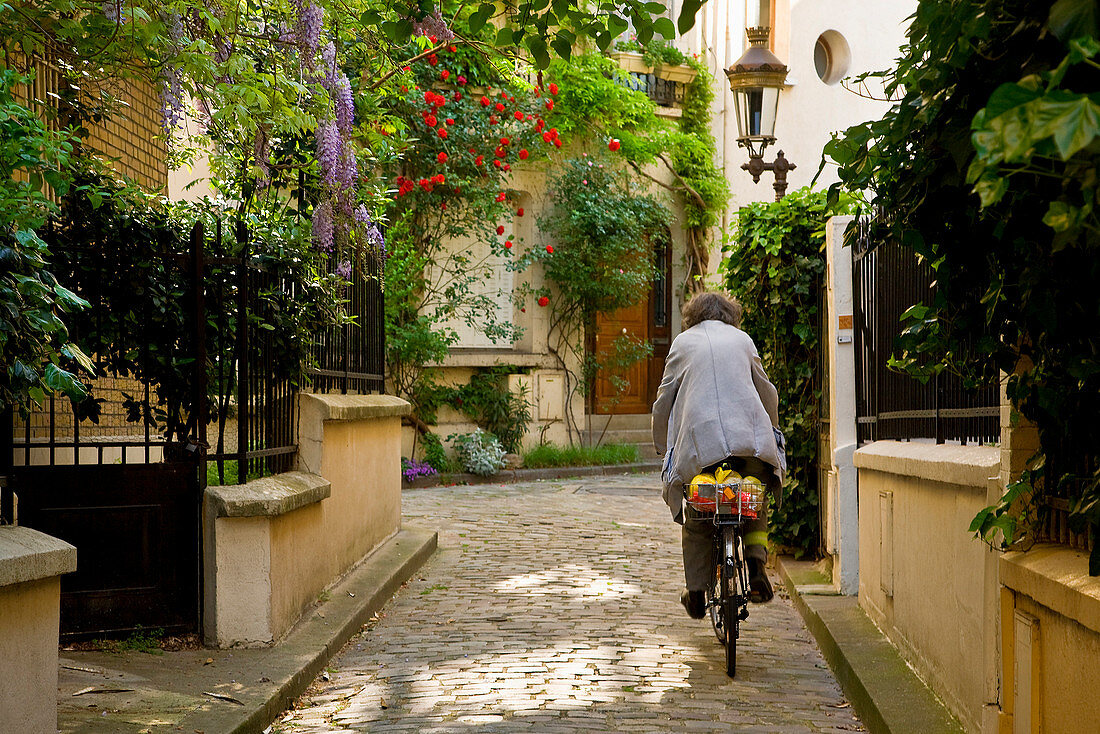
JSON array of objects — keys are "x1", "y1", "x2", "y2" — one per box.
[{"x1": 825, "y1": 215, "x2": 859, "y2": 595}]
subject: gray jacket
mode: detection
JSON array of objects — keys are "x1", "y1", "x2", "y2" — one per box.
[{"x1": 651, "y1": 320, "x2": 783, "y2": 520}]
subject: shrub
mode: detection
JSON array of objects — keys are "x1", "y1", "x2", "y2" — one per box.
[
  {"x1": 450, "y1": 429, "x2": 506, "y2": 476},
  {"x1": 419, "y1": 432, "x2": 451, "y2": 473}
]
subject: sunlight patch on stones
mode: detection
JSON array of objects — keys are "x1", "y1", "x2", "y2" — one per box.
[{"x1": 494, "y1": 563, "x2": 643, "y2": 598}]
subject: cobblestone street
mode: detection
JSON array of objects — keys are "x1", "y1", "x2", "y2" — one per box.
[{"x1": 272, "y1": 472, "x2": 864, "y2": 733}]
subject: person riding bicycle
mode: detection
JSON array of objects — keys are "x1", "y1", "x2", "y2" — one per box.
[{"x1": 651, "y1": 291, "x2": 785, "y2": 619}]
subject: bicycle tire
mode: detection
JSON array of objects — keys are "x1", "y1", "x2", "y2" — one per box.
[
  {"x1": 708, "y1": 554, "x2": 724, "y2": 644},
  {"x1": 720, "y1": 526, "x2": 738, "y2": 677},
  {"x1": 725, "y1": 595, "x2": 737, "y2": 677}
]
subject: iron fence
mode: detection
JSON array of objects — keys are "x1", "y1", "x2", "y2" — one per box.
[
  {"x1": 307, "y1": 247, "x2": 386, "y2": 395},
  {"x1": 4, "y1": 216, "x2": 385, "y2": 493},
  {"x1": 851, "y1": 218, "x2": 999, "y2": 445},
  {"x1": 619, "y1": 71, "x2": 686, "y2": 107}
]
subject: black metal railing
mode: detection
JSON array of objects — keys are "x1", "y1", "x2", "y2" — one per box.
[
  {"x1": 307, "y1": 248, "x2": 386, "y2": 395},
  {"x1": 852, "y1": 218, "x2": 999, "y2": 445},
  {"x1": 6, "y1": 217, "x2": 384, "y2": 486},
  {"x1": 619, "y1": 71, "x2": 686, "y2": 107}
]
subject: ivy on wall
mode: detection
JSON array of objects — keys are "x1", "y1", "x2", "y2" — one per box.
[{"x1": 721, "y1": 187, "x2": 854, "y2": 559}]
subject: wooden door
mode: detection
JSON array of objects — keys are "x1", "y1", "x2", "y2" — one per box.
[{"x1": 593, "y1": 229, "x2": 673, "y2": 415}]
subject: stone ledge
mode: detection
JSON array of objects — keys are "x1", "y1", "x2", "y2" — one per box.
[
  {"x1": 1001, "y1": 544, "x2": 1100, "y2": 636},
  {"x1": 299, "y1": 393, "x2": 411, "y2": 422},
  {"x1": 854, "y1": 440, "x2": 1000, "y2": 488},
  {"x1": 207, "y1": 471, "x2": 331, "y2": 518},
  {"x1": 0, "y1": 526, "x2": 77, "y2": 587}
]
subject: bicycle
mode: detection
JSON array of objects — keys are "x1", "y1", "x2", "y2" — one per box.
[{"x1": 684, "y1": 471, "x2": 766, "y2": 677}]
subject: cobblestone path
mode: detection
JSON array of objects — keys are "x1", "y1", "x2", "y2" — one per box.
[{"x1": 273, "y1": 472, "x2": 864, "y2": 733}]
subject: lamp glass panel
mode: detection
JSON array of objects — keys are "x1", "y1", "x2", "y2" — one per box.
[{"x1": 733, "y1": 85, "x2": 780, "y2": 139}]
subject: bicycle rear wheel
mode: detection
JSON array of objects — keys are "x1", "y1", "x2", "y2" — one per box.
[{"x1": 721, "y1": 526, "x2": 738, "y2": 677}]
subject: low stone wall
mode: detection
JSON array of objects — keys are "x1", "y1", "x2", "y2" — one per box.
[
  {"x1": 999, "y1": 545, "x2": 1100, "y2": 734},
  {"x1": 855, "y1": 441, "x2": 1002, "y2": 734},
  {"x1": 203, "y1": 394, "x2": 410, "y2": 647},
  {"x1": 0, "y1": 526, "x2": 77, "y2": 733}
]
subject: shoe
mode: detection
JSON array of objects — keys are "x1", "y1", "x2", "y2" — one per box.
[
  {"x1": 747, "y1": 559, "x2": 774, "y2": 604},
  {"x1": 680, "y1": 589, "x2": 706, "y2": 619}
]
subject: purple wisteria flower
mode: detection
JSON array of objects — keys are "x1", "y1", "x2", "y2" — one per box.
[
  {"x1": 339, "y1": 150, "x2": 358, "y2": 191},
  {"x1": 159, "y1": 68, "x2": 185, "y2": 132},
  {"x1": 411, "y1": 7, "x2": 454, "y2": 41},
  {"x1": 312, "y1": 200, "x2": 335, "y2": 251},
  {"x1": 365, "y1": 223, "x2": 385, "y2": 256},
  {"x1": 315, "y1": 118, "x2": 341, "y2": 185},
  {"x1": 321, "y1": 42, "x2": 338, "y2": 86},
  {"x1": 353, "y1": 205, "x2": 370, "y2": 223},
  {"x1": 297, "y1": 2, "x2": 324, "y2": 56},
  {"x1": 333, "y1": 73, "x2": 354, "y2": 135},
  {"x1": 335, "y1": 260, "x2": 353, "y2": 279}
]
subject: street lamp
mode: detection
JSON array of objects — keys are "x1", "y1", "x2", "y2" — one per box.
[{"x1": 725, "y1": 26, "x2": 795, "y2": 201}]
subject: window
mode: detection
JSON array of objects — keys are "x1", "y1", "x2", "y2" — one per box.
[{"x1": 814, "y1": 30, "x2": 851, "y2": 86}]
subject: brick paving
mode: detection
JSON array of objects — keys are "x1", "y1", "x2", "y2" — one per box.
[{"x1": 272, "y1": 472, "x2": 864, "y2": 733}]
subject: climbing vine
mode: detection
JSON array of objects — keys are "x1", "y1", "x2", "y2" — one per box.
[{"x1": 721, "y1": 187, "x2": 855, "y2": 559}]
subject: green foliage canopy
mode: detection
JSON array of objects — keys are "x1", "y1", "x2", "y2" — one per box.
[{"x1": 825, "y1": 0, "x2": 1100, "y2": 567}]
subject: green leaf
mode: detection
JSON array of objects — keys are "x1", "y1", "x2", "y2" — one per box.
[
  {"x1": 677, "y1": 0, "x2": 703, "y2": 34},
  {"x1": 653, "y1": 17, "x2": 676, "y2": 39},
  {"x1": 527, "y1": 35, "x2": 551, "y2": 69},
  {"x1": 1031, "y1": 94, "x2": 1100, "y2": 159},
  {"x1": 469, "y1": 5, "x2": 494, "y2": 34},
  {"x1": 1048, "y1": 0, "x2": 1100, "y2": 41}
]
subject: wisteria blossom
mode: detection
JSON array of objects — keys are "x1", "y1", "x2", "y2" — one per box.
[
  {"x1": 335, "y1": 260, "x2": 353, "y2": 279},
  {"x1": 312, "y1": 200, "x2": 335, "y2": 251},
  {"x1": 315, "y1": 118, "x2": 341, "y2": 185},
  {"x1": 296, "y1": 1, "x2": 324, "y2": 56},
  {"x1": 410, "y1": 7, "x2": 454, "y2": 41}
]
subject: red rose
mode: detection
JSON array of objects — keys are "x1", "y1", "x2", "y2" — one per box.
[
  {"x1": 519, "y1": 149, "x2": 529, "y2": 160},
  {"x1": 503, "y1": 163, "x2": 510, "y2": 171},
  {"x1": 449, "y1": 45, "x2": 457, "y2": 52},
  {"x1": 514, "y1": 111, "x2": 524, "y2": 121},
  {"x1": 426, "y1": 114, "x2": 437, "y2": 127},
  {"x1": 549, "y1": 82, "x2": 559, "y2": 95},
  {"x1": 545, "y1": 245, "x2": 554, "y2": 254},
  {"x1": 438, "y1": 128, "x2": 447, "y2": 138},
  {"x1": 500, "y1": 137, "x2": 510, "y2": 145},
  {"x1": 495, "y1": 102, "x2": 505, "y2": 112},
  {"x1": 549, "y1": 128, "x2": 558, "y2": 138},
  {"x1": 441, "y1": 70, "x2": 450, "y2": 81},
  {"x1": 536, "y1": 119, "x2": 545, "y2": 131},
  {"x1": 481, "y1": 96, "x2": 491, "y2": 107},
  {"x1": 437, "y1": 151, "x2": 448, "y2": 163},
  {"x1": 424, "y1": 91, "x2": 434, "y2": 104},
  {"x1": 538, "y1": 296, "x2": 549, "y2": 307},
  {"x1": 493, "y1": 159, "x2": 501, "y2": 168},
  {"x1": 496, "y1": 225, "x2": 505, "y2": 235},
  {"x1": 489, "y1": 115, "x2": 498, "y2": 125},
  {"x1": 553, "y1": 139, "x2": 561, "y2": 148},
  {"x1": 429, "y1": 35, "x2": 438, "y2": 43},
  {"x1": 457, "y1": 75, "x2": 467, "y2": 85},
  {"x1": 545, "y1": 99, "x2": 554, "y2": 111},
  {"x1": 505, "y1": 240, "x2": 513, "y2": 249},
  {"x1": 446, "y1": 118, "x2": 455, "y2": 125},
  {"x1": 517, "y1": 207, "x2": 524, "y2": 216},
  {"x1": 495, "y1": 147, "x2": 505, "y2": 158},
  {"x1": 475, "y1": 155, "x2": 484, "y2": 166},
  {"x1": 453, "y1": 92, "x2": 462, "y2": 102},
  {"x1": 496, "y1": 192, "x2": 506, "y2": 202},
  {"x1": 428, "y1": 54, "x2": 438, "y2": 66},
  {"x1": 542, "y1": 132, "x2": 552, "y2": 143},
  {"x1": 433, "y1": 173, "x2": 445, "y2": 184},
  {"x1": 609, "y1": 139, "x2": 621, "y2": 152}
]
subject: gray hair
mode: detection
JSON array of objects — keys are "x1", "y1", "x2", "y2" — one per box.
[{"x1": 681, "y1": 292, "x2": 743, "y2": 329}]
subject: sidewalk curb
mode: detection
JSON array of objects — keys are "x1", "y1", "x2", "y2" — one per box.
[
  {"x1": 403, "y1": 461, "x2": 662, "y2": 489},
  {"x1": 184, "y1": 526, "x2": 437, "y2": 734},
  {"x1": 777, "y1": 557, "x2": 965, "y2": 734}
]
